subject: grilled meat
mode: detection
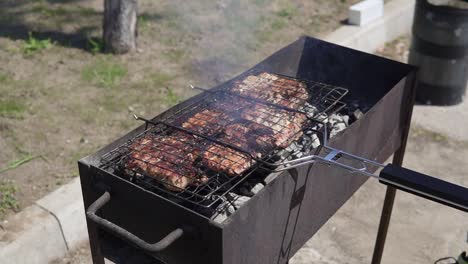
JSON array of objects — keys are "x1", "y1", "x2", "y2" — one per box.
[
  {"x1": 241, "y1": 104, "x2": 307, "y2": 148},
  {"x1": 202, "y1": 122, "x2": 275, "y2": 176},
  {"x1": 222, "y1": 122, "x2": 275, "y2": 156},
  {"x1": 209, "y1": 97, "x2": 253, "y2": 114},
  {"x1": 202, "y1": 144, "x2": 253, "y2": 177},
  {"x1": 231, "y1": 72, "x2": 309, "y2": 108},
  {"x1": 126, "y1": 132, "x2": 207, "y2": 191},
  {"x1": 181, "y1": 109, "x2": 235, "y2": 136}
]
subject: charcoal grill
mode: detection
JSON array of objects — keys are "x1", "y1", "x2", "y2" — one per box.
[{"x1": 78, "y1": 36, "x2": 466, "y2": 264}]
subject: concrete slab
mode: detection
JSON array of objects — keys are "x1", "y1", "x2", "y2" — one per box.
[
  {"x1": 326, "y1": 0, "x2": 415, "y2": 53},
  {"x1": 36, "y1": 178, "x2": 87, "y2": 250},
  {"x1": 0, "y1": 205, "x2": 67, "y2": 264},
  {"x1": 348, "y1": 0, "x2": 384, "y2": 26}
]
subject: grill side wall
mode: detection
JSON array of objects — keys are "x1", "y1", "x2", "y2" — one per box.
[
  {"x1": 222, "y1": 75, "x2": 414, "y2": 264},
  {"x1": 78, "y1": 162, "x2": 224, "y2": 264}
]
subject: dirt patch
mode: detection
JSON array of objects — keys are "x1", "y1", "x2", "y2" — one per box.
[
  {"x1": 0, "y1": 0, "x2": 359, "y2": 219},
  {"x1": 375, "y1": 35, "x2": 410, "y2": 63},
  {"x1": 50, "y1": 241, "x2": 92, "y2": 264}
]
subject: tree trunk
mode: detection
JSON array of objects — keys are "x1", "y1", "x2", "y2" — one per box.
[{"x1": 103, "y1": 0, "x2": 138, "y2": 54}]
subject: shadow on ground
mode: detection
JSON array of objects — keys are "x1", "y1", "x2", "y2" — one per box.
[{"x1": 0, "y1": 0, "x2": 162, "y2": 52}]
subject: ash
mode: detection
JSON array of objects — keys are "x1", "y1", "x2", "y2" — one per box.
[{"x1": 212, "y1": 103, "x2": 363, "y2": 223}]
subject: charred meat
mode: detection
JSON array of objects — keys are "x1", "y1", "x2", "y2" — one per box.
[
  {"x1": 202, "y1": 122, "x2": 275, "y2": 176},
  {"x1": 231, "y1": 72, "x2": 309, "y2": 108},
  {"x1": 181, "y1": 109, "x2": 235, "y2": 137},
  {"x1": 241, "y1": 104, "x2": 307, "y2": 148},
  {"x1": 126, "y1": 132, "x2": 207, "y2": 191}
]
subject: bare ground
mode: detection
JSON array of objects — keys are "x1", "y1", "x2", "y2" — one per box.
[{"x1": 0, "y1": 0, "x2": 360, "y2": 220}]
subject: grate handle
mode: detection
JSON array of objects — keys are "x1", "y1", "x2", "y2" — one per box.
[
  {"x1": 86, "y1": 191, "x2": 186, "y2": 253},
  {"x1": 379, "y1": 164, "x2": 468, "y2": 213}
]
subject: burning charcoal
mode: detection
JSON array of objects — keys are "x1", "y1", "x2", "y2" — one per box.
[
  {"x1": 342, "y1": 115, "x2": 350, "y2": 126},
  {"x1": 330, "y1": 123, "x2": 347, "y2": 138},
  {"x1": 251, "y1": 183, "x2": 264, "y2": 194},
  {"x1": 212, "y1": 212, "x2": 229, "y2": 223},
  {"x1": 293, "y1": 152, "x2": 303, "y2": 158},
  {"x1": 353, "y1": 109, "x2": 364, "y2": 120},
  {"x1": 233, "y1": 195, "x2": 251, "y2": 209},
  {"x1": 311, "y1": 134, "x2": 321, "y2": 149},
  {"x1": 316, "y1": 113, "x2": 328, "y2": 122}
]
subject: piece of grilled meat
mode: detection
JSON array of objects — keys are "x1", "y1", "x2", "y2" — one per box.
[
  {"x1": 126, "y1": 132, "x2": 207, "y2": 191},
  {"x1": 181, "y1": 109, "x2": 234, "y2": 137},
  {"x1": 241, "y1": 103, "x2": 307, "y2": 148},
  {"x1": 231, "y1": 72, "x2": 309, "y2": 108},
  {"x1": 202, "y1": 121, "x2": 275, "y2": 176}
]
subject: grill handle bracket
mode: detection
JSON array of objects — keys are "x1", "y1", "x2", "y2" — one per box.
[{"x1": 86, "y1": 191, "x2": 186, "y2": 253}]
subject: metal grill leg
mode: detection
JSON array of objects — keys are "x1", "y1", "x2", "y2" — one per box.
[
  {"x1": 371, "y1": 186, "x2": 397, "y2": 264},
  {"x1": 371, "y1": 70, "x2": 417, "y2": 264}
]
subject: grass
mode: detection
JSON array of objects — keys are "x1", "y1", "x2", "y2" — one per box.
[
  {"x1": 163, "y1": 87, "x2": 181, "y2": 106},
  {"x1": 87, "y1": 38, "x2": 104, "y2": 54},
  {"x1": 23, "y1": 32, "x2": 53, "y2": 55},
  {"x1": 82, "y1": 59, "x2": 127, "y2": 88},
  {"x1": 0, "y1": 180, "x2": 18, "y2": 219},
  {"x1": 32, "y1": 1, "x2": 96, "y2": 18},
  {"x1": 0, "y1": 73, "x2": 9, "y2": 83},
  {"x1": 138, "y1": 14, "x2": 152, "y2": 32},
  {"x1": 151, "y1": 72, "x2": 175, "y2": 86},
  {"x1": 0, "y1": 100, "x2": 26, "y2": 118},
  {"x1": 0, "y1": 155, "x2": 43, "y2": 174}
]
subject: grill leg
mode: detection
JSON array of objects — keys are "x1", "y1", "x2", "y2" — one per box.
[
  {"x1": 371, "y1": 70, "x2": 417, "y2": 264},
  {"x1": 371, "y1": 186, "x2": 397, "y2": 264}
]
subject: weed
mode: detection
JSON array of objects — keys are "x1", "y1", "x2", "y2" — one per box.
[
  {"x1": 0, "y1": 180, "x2": 18, "y2": 218},
  {"x1": 82, "y1": 59, "x2": 127, "y2": 88},
  {"x1": 0, "y1": 155, "x2": 41, "y2": 174},
  {"x1": 271, "y1": 18, "x2": 287, "y2": 30},
  {"x1": 276, "y1": 6, "x2": 296, "y2": 19},
  {"x1": 0, "y1": 73, "x2": 9, "y2": 83},
  {"x1": 138, "y1": 14, "x2": 152, "y2": 32},
  {"x1": 23, "y1": 32, "x2": 53, "y2": 55},
  {"x1": 152, "y1": 72, "x2": 174, "y2": 86},
  {"x1": 87, "y1": 38, "x2": 104, "y2": 54},
  {"x1": 163, "y1": 87, "x2": 181, "y2": 106},
  {"x1": 77, "y1": 7, "x2": 97, "y2": 17},
  {"x1": 163, "y1": 49, "x2": 185, "y2": 62},
  {"x1": 0, "y1": 100, "x2": 26, "y2": 118}
]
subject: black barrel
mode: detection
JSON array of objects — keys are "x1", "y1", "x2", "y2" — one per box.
[{"x1": 409, "y1": 0, "x2": 468, "y2": 105}]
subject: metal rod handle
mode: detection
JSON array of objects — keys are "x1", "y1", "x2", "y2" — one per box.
[
  {"x1": 86, "y1": 191, "x2": 185, "y2": 253},
  {"x1": 379, "y1": 164, "x2": 468, "y2": 213}
]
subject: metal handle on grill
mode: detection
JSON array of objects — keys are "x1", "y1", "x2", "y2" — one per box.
[
  {"x1": 379, "y1": 164, "x2": 468, "y2": 213},
  {"x1": 86, "y1": 191, "x2": 185, "y2": 253},
  {"x1": 268, "y1": 146, "x2": 468, "y2": 212}
]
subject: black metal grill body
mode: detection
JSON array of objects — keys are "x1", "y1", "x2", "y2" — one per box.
[{"x1": 78, "y1": 36, "x2": 416, "y2": 264}]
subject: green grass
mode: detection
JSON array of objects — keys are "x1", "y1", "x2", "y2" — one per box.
[
  {"x1": 0, "y1": 180, "x2": 18, "y2": 219},
  {"x1": 0, "y1": 73, "x2": 9, "y2": 83},
  {"x1": 87, "y1": 38, "x2": 104, "y2": 54},
  {"x1": 32, "y1": 1, "x2": 96, "y2": 18},
  {"x1": 82, "y1": 59, "x2": 127, "y2": 88},
  {"x1": 163, "y1": 87, "x2": 181, "y2": 106},
  {"x1": 0, "y1": 154, "x2": 41, "y2": 174},
  {"x1": 0, "y1": 100, "x2": 26, "y2": 118},
  {"x1": 151, "y1": 72, "x2": 174, "y2": 86},
  {"x1": 138, "y1": 14, "x2": 152, "y2": 32},
  {"x1": 275, "y1": 1, "x2": 298, "y2": 19},
  {"x1": 23, "y1": 32, "x2": 53, "y2": 55}
]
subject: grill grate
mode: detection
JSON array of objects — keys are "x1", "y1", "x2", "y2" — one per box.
[{"x1": 100, "y1": 72, "x2": 348, "y2": 209}]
